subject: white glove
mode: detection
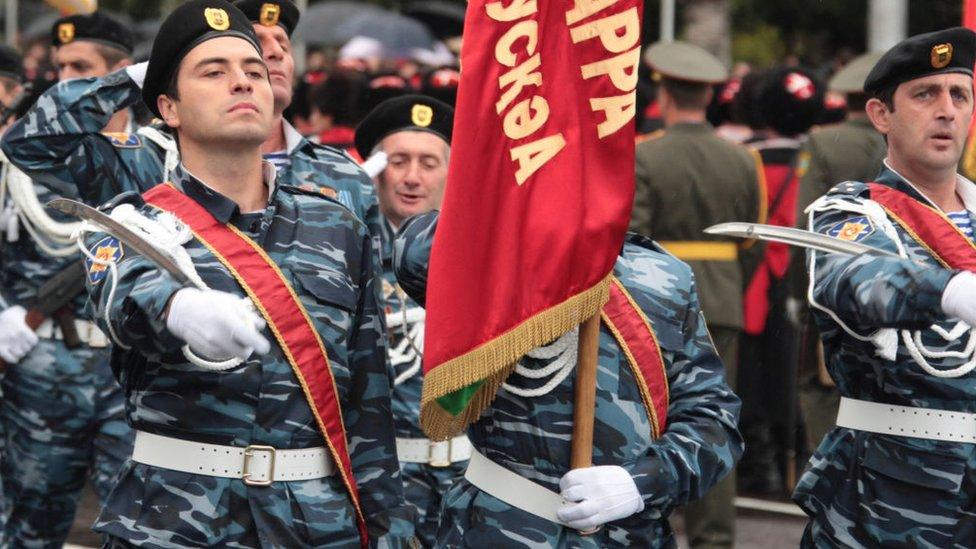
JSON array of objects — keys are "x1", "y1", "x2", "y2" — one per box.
[
  {"x1": 165, "y1": 288, "x2": 270, "y2": 362},
  {"x1": 557, "y1": 465, "x2": 644, "y2": 531},
  {"x1": 941, "y1": 271, "x2": 976, "y2": 326},
  {"x1": 0, "y1": 306, "x2": 39, "y2": 364},
  {"x1": 124, "y1": 61, "x2": 148, "y2": 88}
]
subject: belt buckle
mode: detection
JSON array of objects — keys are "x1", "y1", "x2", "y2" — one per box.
[
  {"x1": 428, "y1": 438, "x2": 452, "y2": 468},
  {"x1": 242, "y1": 444, "x2": 276, "y2": 486}
]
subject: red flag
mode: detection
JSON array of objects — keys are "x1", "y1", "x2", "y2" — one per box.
[
  {"x1": 421, "y1": 0, "x2": 642, "y2": 439},
  {"x1": 966, "y1": 0, "x2": 976, "y2": 31}
]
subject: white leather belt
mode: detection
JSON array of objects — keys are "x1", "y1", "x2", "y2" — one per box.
[
  {"x1": 132, "y1": 431, "x2": 335, "y2": 485},
  {"x1": 837, "y1": 397, "x2": 976, "y2": 444},
  {"x1": 464, "y1": 448, "x2": 567, "y2": 526},
  {"x1": 35, "y1": 318, "x2": 109, "y2": 348},
  {"x1": 396, "y1": 435, "x2": 471, "y2": 466}
]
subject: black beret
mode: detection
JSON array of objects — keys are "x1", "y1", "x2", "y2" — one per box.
[
  {"x1": 233, "y1": 1, "x2": 300, "y2": 37},
  {"x1": 0, "y1": 44, "x2": 22, "y2": 83},
  {"x1": 51, "y1": 11, "x2": 134, "y2": 55},
  {"x1": 355, "y1": 95, "x2": 453, "y2": 158},
  {"x1": 864, "y1": 27, "x2": 976, "y2": 94},
  {"x1": 143, "y1": 0, "x2": 261, "y2": 118}
]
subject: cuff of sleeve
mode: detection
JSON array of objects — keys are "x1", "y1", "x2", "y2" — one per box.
[
  {"x1": 128, "y1": 272, "x2": 182, "y2": 346},
  {"x1": 621, "y1": 451, "x2": 679, "y2": 512}
]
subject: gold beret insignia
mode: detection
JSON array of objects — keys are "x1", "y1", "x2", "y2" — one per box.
[
  {"x1": 204, "y1": 8, "x2": 231, "y2": 31},
  {"x1": 411, "y1": 104, "x2": 434, "y2": 127},
  {"x1": 57, "y1": 23, "x2": 75, "y2": 45},
  {"x1": 931, "y1": 43, "x2": 953, "y2": 69},
  {"x1": 259, "y1": 4, "x2": 281, "y2": 27}
]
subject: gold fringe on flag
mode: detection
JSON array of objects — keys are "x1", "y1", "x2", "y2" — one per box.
[{"x1": 420, "y1": 274, "x2": 612, "y2": 440}]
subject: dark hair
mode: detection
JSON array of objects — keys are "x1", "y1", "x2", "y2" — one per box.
[
  {"x1": 731, "y1": 70, "x2": 766, "y2": 130},
  {"x1": 874, "y1": 84, "x2": 897, "y2": 112},
  {"x1": 162, "y1": 67, "x2": 180, "y2": 102},
  {"x1": 661, "y1": 78, "x2": 711, "y2": 110}
]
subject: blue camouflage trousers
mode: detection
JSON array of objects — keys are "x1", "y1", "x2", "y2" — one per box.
[
  {"x1": 401, "y1": 460, "x2": 466, "y2": 547},
  {"x1": 1, "y1": 339, "x2": 133, "y2": 548}
]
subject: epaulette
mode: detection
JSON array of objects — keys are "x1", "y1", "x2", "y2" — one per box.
[
  {"x1": 101, "y1": 131, "x2": 142, "y2": 148},
  {"x1": 635, "y1": 129, "x2": 665, "y2": 145},
  {"x1": 97, "y1": 190, "x2": 144, "y2": 212},
  {"x1": 825, "y1": 180, "x2": 870, "y2": 198}
]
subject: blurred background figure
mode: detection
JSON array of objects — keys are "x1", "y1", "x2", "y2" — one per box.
[
  {"x1": 633, "y1": 41, "x2": 765, "y2": 549},
  {"x1": 738, "y1": 66, "x2": 824, "y2": 498}
]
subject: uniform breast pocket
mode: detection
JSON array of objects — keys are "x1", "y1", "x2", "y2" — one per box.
[{"x1": 293, "y1": 272, "x2": 359, "y2": 341}]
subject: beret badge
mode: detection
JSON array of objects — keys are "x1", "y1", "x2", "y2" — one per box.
[
  {"x1": 57, "y1": 23, "x2": 75, "y2": 44},
  {"x1": 205, "y1": 7, "x2": 231, "y2": 31},
  {"x1": 259, "y1": 3, "x2": 281, "y2": 27},
  {"x1": 931, "y1": 43, "x2": 953, "y2": 69},
  {"x1": 411, "y1": 104, "x2": 434, "y2": 127}
]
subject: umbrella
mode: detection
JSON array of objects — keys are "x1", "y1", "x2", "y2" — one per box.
[
  {"x1": 292, "y1": 1, "x2": 387, "y2": 44},
  {"x1": 302, "y1": 8, "x2": 436, "y2": 56},
  {"x1": 403, "y1": 1, "x2": 466, "y2": 40}
]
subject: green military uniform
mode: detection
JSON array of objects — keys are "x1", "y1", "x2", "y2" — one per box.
[
  {"x1": 792, "y1": 53, "x2": 885, "y2": 452},
  {"x1": 632, "y1": 41, "x2": 764, "y2": 549}
]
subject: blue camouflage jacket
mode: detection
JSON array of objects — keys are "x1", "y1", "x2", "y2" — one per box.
[
  {"x1": 394, "y1": 212, "x2": 743, "y2": 548},
  {"x1": 83, "y1": 164, "x2": 412, "y2": 547},
  {"x1": 794, "y1": 163, "x2": 976, "y2": 548}
]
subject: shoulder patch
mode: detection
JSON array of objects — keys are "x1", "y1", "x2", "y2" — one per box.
[
  {"x1": 102, "y1": 132, "x2": 142, "y2": 148},
  {"x1": 825, "y1": 215, "x2": 875, "y2": 242},
  {"x1": 86, "y1": 236, "x2": 125, "y2": 285}
]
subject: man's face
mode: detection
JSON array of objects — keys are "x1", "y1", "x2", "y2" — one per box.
[
  {"x1": 376, "y1": 131, "x2": 449, "y2": 227},
  {"x1": 158, "y1": 36, "x2": 274, "y2": 149},
  {"x1": 54, "y1": 41, "x2": 110, "y2": 80},
  {"x1": 870, "y1": 73, "x2": 974, "y2": 174},
  {"x1": 252, "y1": 24, "x2": 294, "y2": 113}
]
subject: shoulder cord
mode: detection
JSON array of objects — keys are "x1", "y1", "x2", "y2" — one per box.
[
  {"x1": 389, "y1": 284, "x2": 425, "y2": 386},
  {"x1": 805, "y1": 196, "x2": 976, "y2": 378},
  {"x1": 502, "y1": 326, "x2": 580, "y2": 398},
  {"x1": 3, "y1": 154, "x2": 81, "y2": 256},
  {"x1": 137, "y1": 126, "x2": 179, "y2": 180}
]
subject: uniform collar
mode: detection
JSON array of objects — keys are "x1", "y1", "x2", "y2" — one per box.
[
  {"x1": 171, "y1": 161, "x2": 277, "y2": 224},
  {"x1": 283, "y1": 119, "x2": 313, "y2": 156},
  {"x1": 876, "y1": 159, "x2": 976, "y2": 213}
]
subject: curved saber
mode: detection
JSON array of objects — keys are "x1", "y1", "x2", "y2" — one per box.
[
  {"x1": 46, "y1": 198, "x2": 204, "y2": 288},
  {"x1": 704, "y1": 222, "x2": 900, "y2": 258}
]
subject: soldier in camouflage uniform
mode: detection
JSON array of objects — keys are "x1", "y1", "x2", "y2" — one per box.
[
  {"x1": 355, "y1": 95, "x2": 463, "y2": 547},
  {"x1": 0, "y1": 14, "x2": 136, "y2": 547},
  {"x1": 394, "y1": 212, "x2": 743, "y2": 547},
  {"x1": 84, "y1": 3, "x2": 412, "y2": 545},
  {"x1": 795, "y1": 28, "x2": 976, "y2": 547},
  {"x1": 2, "y1": 0, "x2": 380, "y2": 240}
]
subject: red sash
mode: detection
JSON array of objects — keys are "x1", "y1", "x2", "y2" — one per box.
[
  {"x1": 143, "y1": 184, "x2": 368, "y2": 547},
  {"x1": 601, "y1": 277, "x2": 669, "y2": 438},
  {"x1": 868, "y1": 183, "x2": 976, "y2": 271}
]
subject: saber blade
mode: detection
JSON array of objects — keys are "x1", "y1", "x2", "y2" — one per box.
[
  {"x1": 47, "y1": 198, "x2": 199, "y2": 287},
  {"x1": 704, "y1": 222, "x2": 899, "y2": 258}
]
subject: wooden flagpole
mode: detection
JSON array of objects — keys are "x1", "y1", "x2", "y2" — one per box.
[{"x1": 571, "y1": 313, "x2": 601, "y2": 469}]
